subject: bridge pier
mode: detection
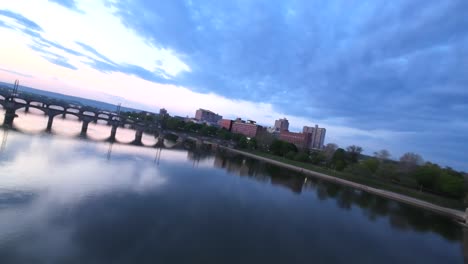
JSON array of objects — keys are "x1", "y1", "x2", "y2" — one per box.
[
  {"x1": 133, "y1": 130, "x2": 143, "y2": 145},
  {"x1": 46, "y1": 115, "x2": 54, "y2": 132},
  {"x1": 80, "y1": 121, "x2": 89, "y2": 137},
  {"x1": 3, "y1": 108, "x2": 17, "y2": 127},
  {"x1": 109, "y1": 125, "x2": 118, "y2": 142}
]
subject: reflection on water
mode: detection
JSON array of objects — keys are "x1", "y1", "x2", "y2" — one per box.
[
  {"x1": 0, "y1": 108, "x2": 149, "y2": 144},
  {"x1": 13, "y1": 108, "x2": 47, "y2": 133},
  {"x1": 87, "y1": 120, "x2": 111, "y2": 141},
  {"x1": 0, "y1": 130, "x2": 466, "y2": 263},
  {"x1": 51, "y1": 114, "x2": 82, "y2": 136}
]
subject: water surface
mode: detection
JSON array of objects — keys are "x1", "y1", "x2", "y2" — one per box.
[{"x1": 0, "y1": 126, "x2": 465, "y2": 263}]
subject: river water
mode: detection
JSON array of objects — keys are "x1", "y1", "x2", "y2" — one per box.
[{"x1": 0, "y1": 109, "x2": 466, "y2": 263}]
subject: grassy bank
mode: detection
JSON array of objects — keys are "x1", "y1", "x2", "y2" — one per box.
[{"x1": 238, "y1": 149, "x2": 465, "y2": 210}]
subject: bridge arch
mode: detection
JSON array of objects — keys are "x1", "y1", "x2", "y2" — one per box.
[
  {"x1": 86, "y1": 121, "x2": 112, "y2": 140},
  {"x1": 141, "y1": 132, "x2": 158, "y2": 146},
  {"x1": 13, "y1": 98, "x2": 27, "y2": 104},
  {"x1": 13, "y1": 107, "x2": 48, "y2": 132},
  {"x1": 50, "y1": 113, "x2": 83, "y2": 136},
  {"x1": 29, "y1": 101, "x2": 44, "y2": 107},
  {"x1": 114, "y1": 126, "x2": 137, "y2": 144},
  {"x1": 66, "y1": 108, "x2": 80, "y2": 114},
  {"x1": 16, "y1": 105, "x2": 45, "y2": 114},
  {"x1": 83, "y1": 111, "x2": 96, "y2": 117},
  {"x1": 49, "y1": 105, "x2": 65, "y2": 111},
  {"x1": 97, "y1": 113, "x2": 109, "y2": 119}
]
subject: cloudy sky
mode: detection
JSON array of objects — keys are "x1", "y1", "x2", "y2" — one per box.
[{"x1": 0, "y1": 0, "x2": 467, "y2": 170}]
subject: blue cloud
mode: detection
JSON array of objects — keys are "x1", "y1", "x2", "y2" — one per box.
[
  {"x1": 0, "y1": 19, "x2": 13, "y2": 29},
  {"x1": 42, "y1": 55, "x2": 78, "y2": 70},
  {"x1": 0, "y1": 9, "x2": 43, "y2": 31},
  {"x1": 75, "y1": 41, "x2": 115, "y2": 65},
  {"x1": 106, "y1": 0, "x2": 468, "y2": 169},
  {"x1": 2, "y1": 4, "x2": 467, "y2": 169},
  {"x1": 48, "y1": 0, "x2": 83, "y2": 13}
]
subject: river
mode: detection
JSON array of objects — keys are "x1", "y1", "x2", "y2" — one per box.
[{"x1": 0, "y1": 109, "x2": 466, "y2": 263}]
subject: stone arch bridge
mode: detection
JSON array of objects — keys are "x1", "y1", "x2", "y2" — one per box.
[{"x1": 0, "y1": 90, "x2": 159, "y2": 145}]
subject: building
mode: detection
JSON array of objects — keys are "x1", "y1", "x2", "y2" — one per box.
[
  {"x1": 195, "y1": 108, "x2": 222, "y2": 123},
  {"x1": 231, "y1": 118, "x2": 264, "y2": 138},
  {"x1": 279, "y1": 130, "x2": 311, "y2": 149},
  {"x1": 218, "y1": 119, "x2": 233, "y2": 131},
  {"x1": 274, "y1": 118, "x2": 289, "y2": 132},
  {"x1": 159, "y1": 108, "x2": 168, "y2": 117},
  {"x1": 303, "y1": 125, "x2": 326, "y2": 149}
]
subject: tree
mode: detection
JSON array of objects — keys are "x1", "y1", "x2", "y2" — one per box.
[
  {"x1": 237, "y1": 136, "x2": 248, "y2": 149},
  {"x1": 438, "y1": 172, "x2": 465, "y2": 198},
  {"x1": 270, "y1": 140, "x2": 297, "y2": 157},
  {"x1": 282, "y1": 142, "x2": 298, "y2": 155},
  {"x1": 323, "y1": 143, "x2": 338, "y2": 161},
  {"x1": 199, "y1": 126, "x2": 210, "y2": 136},
  {"x1": 412, "y1": 163, "x2": 441, "y2": 190},
  {"x1": 374, "y1": 149, "x2": 391, "y2": 161},
  {"x1": 294, "y1": 152, "x2": 309, "y2": 162},
  {"x1": 331, "y1": 148, "x2": 347, "y2": 171},
  {"x1": 285, "y1": 151, "x2": 296, "y2": 160},
  {"x1": 362, "y1": 158, "x2": 380, "y2": 174},
  {"x1": 346, "y1": 145, "x2": 363, "y2": 163},
  {"x1": 270, "y1": 140, "x2": 284, "y2": 156},
  {"x1": 217, "y1": 129, "x2": 232, "y2": 140},
  {"x1": 248, "y1": 138, "x2": 258, "y2": 150},
  {"x1": 310, "y1": 151, "x2": 326, "y2": 165},
  {"x1": 376, "y1": 163, "x2": 399, "y2": 181},
  {"x1": 399, "y1": 152, "x2": 423, "y2": 173},
  {"x1": 165, "y1": 117, "x2": 184, "y2": 130}
]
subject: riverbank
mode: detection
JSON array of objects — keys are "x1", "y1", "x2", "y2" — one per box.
[{"x1": 220, "y1": 146, "x2": 466, "y2": 224}]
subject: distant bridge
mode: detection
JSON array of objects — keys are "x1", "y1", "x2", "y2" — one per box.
[
  {"x1": 0, "y1": 88, "x2": 226, "y2": 149},
  {"x1": 0, "y1": 88, "x2": 159, "y2": 145}
]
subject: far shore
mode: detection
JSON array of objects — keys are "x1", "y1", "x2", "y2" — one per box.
[{"x1": 219, "y1": 146, "x2": 467, "y2": 225}]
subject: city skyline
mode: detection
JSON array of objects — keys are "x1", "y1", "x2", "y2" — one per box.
[{"x1": 0, "y1": 1, "x2": 467, "y2": 170}]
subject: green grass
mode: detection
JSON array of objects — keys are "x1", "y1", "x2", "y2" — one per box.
[{"x1": 242, "y1": 149, "x2": 465, "y2": 210}]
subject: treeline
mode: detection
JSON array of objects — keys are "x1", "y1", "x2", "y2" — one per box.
[
  {"x1": 161, "y1": 117, "x2": 467, "y2": 200},
  {"x1": 161, "y1": 117, "x2": 251, "y2": 145},
  {"x1": 257, "y1": 140, "x2": 467, "y2": 200},
  {"x1": 121, "y1": 111, "x2": 157, "y2": 122}
]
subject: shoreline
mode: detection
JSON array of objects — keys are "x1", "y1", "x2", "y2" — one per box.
[{"x1": 220, "y1": 146, "x2": 467, "y2": 224}]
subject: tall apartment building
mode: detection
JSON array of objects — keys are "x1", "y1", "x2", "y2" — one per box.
[
  {"x1": 303, "y1": 125, "x2": 326, "y2": 149},
  {"x1": 231, "y1": 118, "x2": 264, "y2": 138},
  {"x1": 274, "y1": 118, "x2": 289, "y2": 132},
  {"x1": 279, "y1": 130, "x2": 311, "y2": 150},
  {"x1": 195, "y1": 108, "x2": 222, "y2": 123}
]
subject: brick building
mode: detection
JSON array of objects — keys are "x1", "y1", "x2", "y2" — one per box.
[
  {"x1": 218, "y1": 119, "x2": 233, "y2": 131},
  {"x1": 231, "y1": 118, "x2": 264, "y2": 138},
  {"x1": 279, "y1": 130, "x2": 311, "y2": 149}
]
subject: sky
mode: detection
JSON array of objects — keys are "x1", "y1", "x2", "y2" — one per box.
[{"x1": 0, "y1": 0, "x2": 467, "y2": 171}]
